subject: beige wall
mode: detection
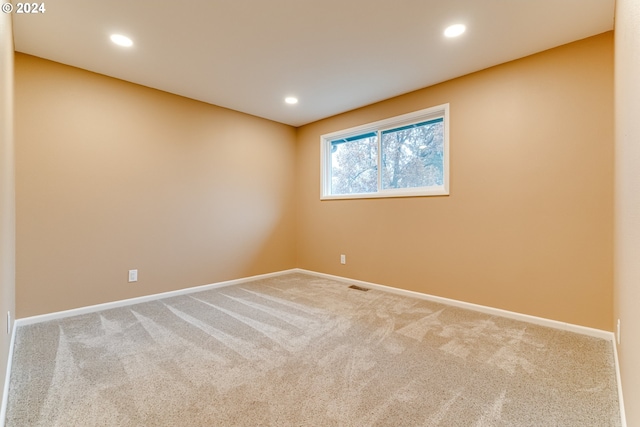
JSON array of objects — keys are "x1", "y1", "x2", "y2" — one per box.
[
  {"x1": 297, "y1": 33, "x2": 614, "y2": 331},
  {"x1": 614, "y1": 0, "x2": 640, "y2": 423},
  {"x1": 7, "y1": 24, "x2": 627, "y2": 421},
  {"x1": 14, "y1": 35, "x2": 614, "y2": 330},
  {"x1": 0, "y1": 11, "x2": 15, "y2": 414},
  {"x1": 15, "y1": 54, "x2": 297, "y2": 318}
]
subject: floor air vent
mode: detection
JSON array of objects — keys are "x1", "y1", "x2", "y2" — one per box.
[{"x1": 348, "y1": 285, "x2": 370, "y2": 292}]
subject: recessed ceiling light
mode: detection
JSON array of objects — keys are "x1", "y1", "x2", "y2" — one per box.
[
  {"x1": 110, "y1": 34, "x2": 133, "y2": 47},
  {"x1": 285, "y1": 97, "x2": 298, "y2": 105},
  {"x1": 444, "y1": 24, "x2": 466, "y2": 38}
]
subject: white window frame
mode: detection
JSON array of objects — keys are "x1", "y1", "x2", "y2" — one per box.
[{"x1": 320, "y1": 103, "x2": 449, "y2": 200}]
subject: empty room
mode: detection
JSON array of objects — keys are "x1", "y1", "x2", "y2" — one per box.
[{"x1": 1, "y1": 0, "x2": 639, "y2": 425}]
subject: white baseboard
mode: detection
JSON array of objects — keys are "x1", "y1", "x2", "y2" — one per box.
[
  {"x1": 613, "y1": 338, "x2": 628, "y2": 427},
  {"x1": 294, "y1": 268, "x2": 614, "y2": 340},
  {"x1": 295, "y1": 269, "x2": 626, "y2": 424},
  {"x1": 7, "y1": 268, "x2": 625, "y2": 424},
  {"x1": 0, "y1": 320, "x2": 17, "y2": 427},
  {"x1": 16, "y1": 269, "x2": 297, "y2": 327},
  {"x1": 17, "y1": 267, "x2": 615, "y2": 340}
]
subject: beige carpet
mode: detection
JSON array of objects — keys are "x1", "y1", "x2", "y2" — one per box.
[{"x1": 5, "y1": 273, "x2": 621, "y2": 426}]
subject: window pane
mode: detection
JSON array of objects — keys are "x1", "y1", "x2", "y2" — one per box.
[
  {"x1": 331, "y1": 134, "x2": 378, "y2": 195},
  {"x1": 321, "y1": 104, "x2": 449, "y2": 199},
  {"x1": 381, "y1": 119, "x2": 444, "y2": 190}
]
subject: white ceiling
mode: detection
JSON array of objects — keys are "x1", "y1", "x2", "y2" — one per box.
[{"x1": 12, "y1": 0, "x2": 614, "y2": 127}]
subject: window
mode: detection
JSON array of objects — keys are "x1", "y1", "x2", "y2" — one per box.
[{"x1": 321, "y1": 104, "x2": 449, "y2": 199}]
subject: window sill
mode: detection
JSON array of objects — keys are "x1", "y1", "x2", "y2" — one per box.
[{"x1": 321, "y1": 187, "x2": 449, "y2": 200}]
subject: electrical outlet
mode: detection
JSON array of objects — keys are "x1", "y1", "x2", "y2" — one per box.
[
  {"x1": 617, "y1": 319, "x2": 621, "y2": 345},
  {"x1": 128, "y1": 269, "x2": 138, "y2": 282},
  {"x1": 340, "y1": 254, "x2": 346, "y2": 265},
  {"x1": 6, "y1": 311, "x2": 10, "y2": 335}
]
